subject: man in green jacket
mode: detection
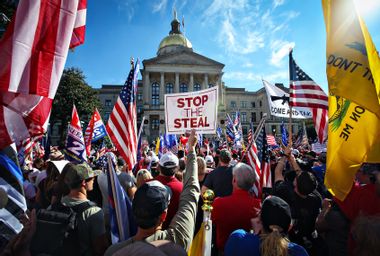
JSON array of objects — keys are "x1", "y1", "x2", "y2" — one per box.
[{"x1": 105, "y1": 129, "x2": 200, "y2": 255}]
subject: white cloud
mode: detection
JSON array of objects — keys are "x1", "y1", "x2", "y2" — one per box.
[
  {"x1": 265, "y1": 70, "x2": 288, "y2": 82},
  {"x1": 116, "y1": 0, "x2": 138, "y2": 21},
  {"x1": 224, "y1": 71, "x2": 260, "y2": 81},
  {"x1": 270, "y1": 40, "x2": 295, "y2": 67},
  {"x1": 152, "y1": 0, "x2": 168, "y2": 13},
  {"x1": 243, "y1": 61, "x2": 254, "y2": 68},
  {"x1": 273, "y1": 0, "x2": 285, "y2": 8},
  {"x1": 202, "y1": 0, "x2": 247, "y2": 21}
]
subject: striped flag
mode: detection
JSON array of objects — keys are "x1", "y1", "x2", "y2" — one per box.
[
  {"x1": 70, "y1": 0, "x2": 87, "y2": 49},
  {"x1": 260, "y1": 128, "x2": 272, "y2": 189},
  {"x1": 0, "y1": 152, "x2": 27, "y2": 243},
  {"x1": 289, "y1": 50, "x2": 328, "y2": 143},
  {"x1": 266, "y1": 135, "x2": 277, "y2": 146},
  {"x1": 246, "y1": 141, "x2": 261, "y2": 197},
  {"x1": 247, "y1": 123, "x2": 253, "y2": 144},
  {"x1": 0, "y1": 0, "x2": 87, "y2": 150},
  {"x1": 106, "y1": 61, "x2": 140, "y2": 171}
]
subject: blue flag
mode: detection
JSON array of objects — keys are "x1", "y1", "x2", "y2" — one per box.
[
  {"x1": 281, "y1": 121, "x2": 288, "y2": 147},
  {"x1": 0, "y1": 152, "x2": 27, "y2": 237},
  {"x1": 216, "y1": 126, "x2": 222, "y2": 138},
  {"x1": 65, "y1": 105, "x2": 87, "y2": 163},
  {"x1": 106, "y1": 153, "x2": 136, "y2": 244}
]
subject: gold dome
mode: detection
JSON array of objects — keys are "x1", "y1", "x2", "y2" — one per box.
[{"x1": 158, "y1": 33, "x2": 192, "y2": 51}]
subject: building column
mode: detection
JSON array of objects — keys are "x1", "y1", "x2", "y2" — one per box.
[
  {"x1": 143, "y1": 71, "x2": 150, "y2": 106},
  {"x1": 160, "y1": 72, "x2": 165, "y2": 106},
  {"x1": 189, "y1": 73, "x2": 194, "y2": 91},
  {"x1": 203, "y1": 73, "x2": 208, "y2": 90},
  {"x1": 175, "y1": 72, "x2": 179, "y2": 93},
  {"x1": 217, "y1": 73, "x2": 224, "y2": 106}
]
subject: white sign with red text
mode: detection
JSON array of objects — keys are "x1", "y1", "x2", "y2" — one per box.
[{"x1": 165, "y1": 87, "x2": 218, "y2": 134}]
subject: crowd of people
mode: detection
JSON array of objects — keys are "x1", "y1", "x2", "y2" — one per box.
[{"x1": 1, "y1": 129, "x2": 380, "y2": 256}]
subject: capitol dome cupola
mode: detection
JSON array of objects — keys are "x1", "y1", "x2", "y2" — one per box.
[{"x1": 157, "y1": 10, "x2": 193, "y2": 56}]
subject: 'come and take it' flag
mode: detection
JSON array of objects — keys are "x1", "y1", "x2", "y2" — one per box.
[{"x1": 322, "y1": 0, "x2": 380, "y2": 200}]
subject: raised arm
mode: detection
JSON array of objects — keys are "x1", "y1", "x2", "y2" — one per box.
[{"x1": 168, "y1": 130, "x2": 200, "y2": 250}]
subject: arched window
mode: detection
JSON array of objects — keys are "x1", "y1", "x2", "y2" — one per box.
[
  {"x1": 152, "y1": 82, "x2": 159, "y2": 106},
  {"x1": 194, "y1": 83, "x2": 201, "y2": 91},
  {"x1": 166, "y1": 83, "x2": 174, "y2": 94},
  {"x1": 259, "y1": 100, "x2": 262, "y2": 107},
  {"x1": 179, "y1": 83, "x2": 188, "y2": 93}
]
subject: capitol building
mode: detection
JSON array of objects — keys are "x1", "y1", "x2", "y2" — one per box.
[{"x1": 97, "y1": 15, "x2": 301, "y2": 142}]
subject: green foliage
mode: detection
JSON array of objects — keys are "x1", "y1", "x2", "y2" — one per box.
[
  {"x1": 51, "y1": 67, "x2": 101, "y2": 142},
  {"x1": 0, "y1": 1, "x2": 17, "y2": 38}
]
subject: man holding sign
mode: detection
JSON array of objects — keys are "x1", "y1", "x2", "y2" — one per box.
[{"x1": 165, "y1": 87, "x2": 218, "y2": 134}]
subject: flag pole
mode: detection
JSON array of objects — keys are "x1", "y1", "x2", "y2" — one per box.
[
  {"x1": 289, "y1": 106, "x2": 293, "y2": 146},
  {"x1": 137, "y1": 116, "x2": 146, "y2": 142},
  {"x1": 240, "y1": 113, "x2": 267, "y2": 162},
  {"x1": 288, "y1": 47, "x2": 293, "y2": 147}
]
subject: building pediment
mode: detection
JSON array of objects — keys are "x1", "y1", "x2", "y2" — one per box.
[{"x1": 143, "y1": 50, "x2": 224, "y2": 69}]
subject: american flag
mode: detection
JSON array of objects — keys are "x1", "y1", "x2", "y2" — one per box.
[
  {"x1": 106, "y1": 61, "x2": 140, "y2": 171},
  {"x1": 260, "y1": 127, "x2": 272, "y2": 189},
  {"x1": 246, "y1": 140, "x2": 261, "y2": 197},
  {"x1": 266, "y1": 135, "x2": 277, "y2": 146},
  {"x1": 289, "y1": 50, "x2": 328, "y2": 143},
  {"x1": 0, "y1": 0, "x2": 86, "y2": 150},
  {"x1": 247, "y1": 123, "x2": 253, "y2": 144}
]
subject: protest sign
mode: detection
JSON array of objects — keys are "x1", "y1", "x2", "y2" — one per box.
[
  {"x1": 165, "y1": 87, "x2": 218, "y2": 134},
  {"x1": 263, "y1": 80, "x2": 312, "y2": 119}
]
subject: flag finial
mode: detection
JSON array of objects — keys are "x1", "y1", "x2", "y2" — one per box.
[{"x1": 130, "y1": 57, "x2": 134, "y2": 69}]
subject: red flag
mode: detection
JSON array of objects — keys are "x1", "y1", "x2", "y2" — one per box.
[
  {"x1": 84, "y1": 108, "x2": 102, "y2": 156},
  {"x1": 106, "y1": 62, "x2": 139, "y2": 170},
  {"x1": 0, "y1": 0, "x2": 87, "y2": 150}
]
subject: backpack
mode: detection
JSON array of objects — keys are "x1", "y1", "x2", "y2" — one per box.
[{"x1": 30, "y1": 201, "x2": 96, "y2": 256}]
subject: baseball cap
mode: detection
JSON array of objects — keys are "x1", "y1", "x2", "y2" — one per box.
[
  {"x1": 64, "y1": 163, "x2": 101, "y2": 187},
  {"x1": 133, "y1": 180, "x2": 172, "y2": 220},
  {"x1": 261, "y1": 196, "x2": 291, "y2": 233},
  {"x1": 159, "y1": 152, "x2": 179, "y2": 168},
  {"x1": 205, "y1": 155, "x2": 214, "y2": 164},
  {"x1": 151, "y1": 154, "x2": 159, "y2": 165}
]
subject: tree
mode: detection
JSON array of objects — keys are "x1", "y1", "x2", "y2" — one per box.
[
  {"x1": 0, "y1": 1, "x2": 17, "y2": 38},
  {"x1": 51, "y1": 67, "x2": 101, "y2": 145}
]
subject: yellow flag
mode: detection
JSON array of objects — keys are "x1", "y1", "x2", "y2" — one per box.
[
  {"x1": 325, "y1": 96, "x2": 380, "y2": 200},
  {"x1": 322, "y1": 0, "x2": 380, "y2": 200},
  {"x1": 155, "y1": 137, "x2": 160, "y2": 155},
  {"x1": 188, "y1": 222, "x2": 206, "y2": 256},
  {"x1": 322, "y1": 0, "x2": 380, "y2": 118}
]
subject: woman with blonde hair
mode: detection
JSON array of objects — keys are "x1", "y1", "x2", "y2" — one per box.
[
  {"x1": 225, "y1": 196, "x2": 308, "y2": 256},
  {"x1": 136, "y1": 169, "x2": 153, "y2": 188}
]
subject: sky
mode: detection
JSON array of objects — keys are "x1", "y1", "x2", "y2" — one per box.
[{"x1": 65, "y1": 0, "x2": 380, "y2": 93}]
